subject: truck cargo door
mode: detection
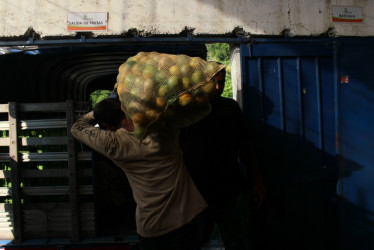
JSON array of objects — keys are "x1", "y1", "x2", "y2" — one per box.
[
  {"x1": 240, "y1": 40, "x2": 337, "y2": 250},
  {"x1": 337, "y1": 39, "x2": 374, "y2": 250}
]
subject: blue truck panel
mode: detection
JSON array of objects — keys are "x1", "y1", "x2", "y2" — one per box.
[
  {"x1": 241, "y1": 38, "x2": 374, "y2": 250},
  {"x1": 241, "y1": 40, "x2": 338, "y2": 250},
  {"x1": 337, "y1": 39, "x2": 374, "y2": 250}
]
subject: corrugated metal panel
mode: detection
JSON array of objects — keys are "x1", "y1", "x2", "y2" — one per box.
[
  {"x1": 240, "y1": 40, "x2": 338, "y2": 250},
  {"x1": 337, "y1": 39, "x2": 374, "y2": 250}
]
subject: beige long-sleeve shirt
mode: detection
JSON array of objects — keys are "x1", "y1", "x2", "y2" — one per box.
[{"x1": 71, "y1": 104, "x2": 210, "y2": 238}]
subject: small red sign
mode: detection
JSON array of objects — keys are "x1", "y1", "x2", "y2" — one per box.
[{"x1": 341, "y1": 76, "x2": 349, "y2": 84}]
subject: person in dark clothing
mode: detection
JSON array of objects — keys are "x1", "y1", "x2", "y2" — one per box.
[{"x1": 180, "y1": 68, "x2": 265, "y2": 249}]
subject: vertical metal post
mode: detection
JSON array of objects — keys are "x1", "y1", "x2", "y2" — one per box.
[
  {"x1": 66, "y1": 100, "x2": 80, "y2": 242},
  {"x1": 8, "y1": 102, "x2": 22, "y2": 243}
]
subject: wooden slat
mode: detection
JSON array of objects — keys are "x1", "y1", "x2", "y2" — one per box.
[
  {"x1": 0, "y1": 138, "x2": 9, "y2": 146},
  {"x1": 0, "y1": 222, "x2": 12, "y2": 228},
  {"x1": 17, "y1": 102, "x2": 90, "y2": 113},
  {"x1": 21, "y1": 169, "x2": 92, "y2": 178},
  {"x1": 0, "y1": 121, "x2": 9, "y2": 131},
  {"x1": 18, "y1": 102, "x2": 67, "y2": 112},
  {"x1": 0, "y1": 136, "x2": 67, "y2": 146},
  {"x1": 0, "y1": 169, "x2": 92, "y2": 179},
  {"x1": 0, "y1": 170, "x2": 11, "y2": 178},
  {"x1": 22, "y1": 185, "x2": 93, "y2": 196},
  {"x1": 22, "y1": 202, "x2": 93, "y2": 210},
  {"x1": 0, "y1": 151, "x2": 92, "y2": 162},
  {"x1": 0, "y1": 153, "x2": 9, "y2": 162},
  {"x1": 74, "y1": 102, "x2": 91, "y2": 113},
  {"x1": 0, "y1": 230, "x2": 13, "y2": 240},
  {"x1": 20, "y1": 119, "x2": 67, "y2": 130},
  {"x1": 21, "y1": 136, "x2": 67, "y2": 146},
  {"x1": 0, "y1": 119, "x2": 67, "y2": 130},
  {"x1": 0, "y1": 213, "x2": 13, "y2": 221},
  {"x1": 0, "y1": 185, "x2": 93, "y2": 196},
  {"x1": 21, "y1": 169, "x2": 68, "y2": 178},
  {"x1": 0, "y1": 104, "x2": 8, "y2": 113},
  {"x1": 0, "y1": 187, "x2": 11, "y2": 196},
  {"x1": 0, "y1": 203, "x2": 13, "y2": 212}
]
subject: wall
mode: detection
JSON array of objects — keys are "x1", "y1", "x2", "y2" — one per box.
[{"x1": 0, "y1": 0, "x2": 373, "y2": 38}]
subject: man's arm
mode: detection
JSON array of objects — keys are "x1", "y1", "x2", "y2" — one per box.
[{"x1": 70, "y1": 111, "x2": 121, "y2": 158}]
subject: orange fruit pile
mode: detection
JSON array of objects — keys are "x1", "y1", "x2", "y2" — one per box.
[{"x1": 116, "y1": 51, "x2": 225, "y2": 139}]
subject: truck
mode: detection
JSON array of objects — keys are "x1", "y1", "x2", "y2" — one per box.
[{"x1": 0, "y1": 1, "x2": 373, "y2": 249}]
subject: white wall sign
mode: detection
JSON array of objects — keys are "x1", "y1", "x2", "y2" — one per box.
[
  {"x1": 67, "y1": 12, "x2": 108, "y2": 31},
  {"x1": 331, "y1": 6, "x2": 363, "y2": 23}
]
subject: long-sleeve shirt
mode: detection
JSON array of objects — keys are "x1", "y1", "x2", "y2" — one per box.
[
  {"x1": 180, "y1": 97, "x2": 249, "y2": 204},
  {"x1": 71, "y1": 103, "x2": 211, "y2": 238}
]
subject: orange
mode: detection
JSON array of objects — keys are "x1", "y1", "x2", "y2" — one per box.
[
  {"x1": 202, "y1": 79, "x2": 216, "y2": 94},
  {"x1": 145, "y1": 109, "x2": 159, "y2": 122},
  {"x1": 142, "y1": 64, "x2": 157, "y2": 78},
  {"x1": 155, "y1": 71, "x2": 167, "y2": 84},
  {"x1": 134, "y1": 126, "x2": 145, "y2": 139},
  {"x1": 158, "y1": 56, "x2": 174, "y2": 69},
  {"x1": 191, "y1": 70, "x2": 204, "y2": 84},
  {"x1": 179, "y1": 93, "x2": 193, "y2": 106},
  {"x1": 120, "y1": 62, "x2": 134, "y2": 73},
  {"x1": 127, "y1": 56, "x2": 137, "y2": 62},
  {"x1": 155, "y1": 97, "x2": 167, "y2": 110},
  {"x1": 143, "y1": 78, "x2": 155, "y2": 90},
  {"x1": 117, "y1": 70, "x2": 125, "y2": 84},
  {"x1": 143, "y1": 78, "x2": 155, "y2": 99},
  {"x1": 158, "y1": 85, "x2": 169, "y2": 97},
  {"x1": 134, "y1": 76, "x2": 145, "y2": 86},
  {"x1": 181, "y1": 77, "x2": 191, "y2": 89},
  {"x1": 189, "y1": 57, "x2": 201, "y2": 69},
  {"x1": 169, "y1": 55, "x2": 177, "y2": 63},
  {"x1": 132, "y1": 112, "x2": 148, "y2": 126},
  {"x1": 180, "y1": 64, "x2": 192, "y2": 76},
  {"x1": 169, "y1": 65, "x2": 179, "y2": 75},
  {"x1": 145, "y1": 57, "x2": 158, "y2": 65},
  {"x1": 116, "y1": 82, "x2": 123, "y2": 96},
  {"x1": 176, "y1": 54, "x2": 190, "y2": 65},
  {"x1": 135, "y1": 52, "x2": 146, "y2": 59},
  {"x1": 131, "y1": 63, "x2": 144, "y2": 76},
  {"x1": 150, "y1": 53, "x2": 161, "y2": 62},
  {"x1": 206, "y1": 61, "x2": 218, "y2": 75},
  {"x1": 118, "y1": 63, "x2": 126, "y2": 72},
  {"x1": 127, "y1": 101, "x2": 142, "y2": 114},
  {"x1": 167, "y1": 75, "x2": 180, "y2": 89},
  {"x1": 124, "y1": 73, "x2": 134, "y2": 88}
]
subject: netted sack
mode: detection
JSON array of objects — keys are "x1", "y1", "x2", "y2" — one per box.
[{"x1": 116, "y1": 51, "x2": 225, "y2": 139}]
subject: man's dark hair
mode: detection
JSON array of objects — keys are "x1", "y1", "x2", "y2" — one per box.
[{"x1": 93, "y1": 98, "x2": 126, "y2": 129}]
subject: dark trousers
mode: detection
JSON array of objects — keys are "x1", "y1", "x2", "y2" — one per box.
[
  {"x1": 138, "y1": 221, "x2": 200, "y2": 250},
  {"x1": 196, "y1": 193, "x2": 255, "y2": 250}
]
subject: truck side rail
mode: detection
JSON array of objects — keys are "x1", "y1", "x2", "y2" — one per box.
[{"x1": 0, "y1": 101, "x2": 94, "y2": 244}]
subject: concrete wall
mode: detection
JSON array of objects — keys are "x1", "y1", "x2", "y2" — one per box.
[{"x1": 0, "y1": 0, "x2": 373, "y2": 38}]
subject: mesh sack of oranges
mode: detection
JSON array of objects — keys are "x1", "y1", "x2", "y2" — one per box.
[{"x1": 116, "y1": 51, "x2": 225, "y2": 139}]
